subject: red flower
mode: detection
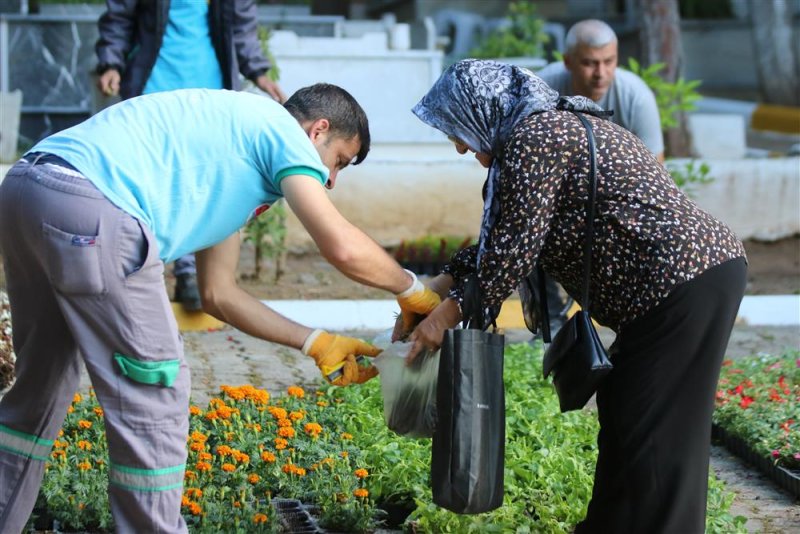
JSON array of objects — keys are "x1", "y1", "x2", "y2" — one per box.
[
  {"x1": 768, "y1": 388, "x2": 784, "y2": 402},
  {"x1": 722, "y1": 360, "x2": 733, "y2": 366},
  {"x1": 734, "y1": 385, "x2": 744, "y2": 395},
  {"x1": 739, "y1": 396, "x2": 754, "y2": 409},
  {"x1": 772, "y1": 450, "x2": 780, "y2": 458}
]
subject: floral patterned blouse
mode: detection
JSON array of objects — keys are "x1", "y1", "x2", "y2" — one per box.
[{"x1": 443, "y1": 110, "x2": 746, "y2": 333}]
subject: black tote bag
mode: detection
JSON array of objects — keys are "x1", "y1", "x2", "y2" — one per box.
[{"x1": 431, "y1": 280, "x2": 506, "y2": 514}]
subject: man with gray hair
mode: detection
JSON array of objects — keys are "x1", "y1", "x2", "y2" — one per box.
[{"x1": 537, "y1": 19, "x2": 664, "y2": 161}]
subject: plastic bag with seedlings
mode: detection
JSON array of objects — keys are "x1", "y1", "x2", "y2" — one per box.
[{"x1": 372, "y1": 330, "x2": 438, "y2": 438}]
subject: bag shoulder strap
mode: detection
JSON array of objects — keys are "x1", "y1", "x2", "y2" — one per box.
[{"x1": 574, "y1": 112, "x2": 599, "y2": 313}]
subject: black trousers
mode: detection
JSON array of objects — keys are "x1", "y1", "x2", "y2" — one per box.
[{"x1": 576, "y1": 258, "x2": 747, "y2": 534}]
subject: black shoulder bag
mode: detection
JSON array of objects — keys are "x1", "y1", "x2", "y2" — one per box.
[{"x1": 541, "y1": 112, "x2": 613, "y2": 413}]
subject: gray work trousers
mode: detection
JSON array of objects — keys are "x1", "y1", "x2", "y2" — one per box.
[{"x1": 0, "y1": 158, "x2": 190, "y2": 533}]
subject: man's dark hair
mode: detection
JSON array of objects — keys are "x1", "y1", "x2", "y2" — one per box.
[{"x1": 284, "y1": 83, "x2": 371, "y2": 165}]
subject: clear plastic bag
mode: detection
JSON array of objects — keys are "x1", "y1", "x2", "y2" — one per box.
[{"x1": 372, "y1": 330, "x2": 438, "y2": 438}]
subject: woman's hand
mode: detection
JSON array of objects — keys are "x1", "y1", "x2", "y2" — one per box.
[{"x1": 406, "y1": 298, "x2": 462, "y2": 364}]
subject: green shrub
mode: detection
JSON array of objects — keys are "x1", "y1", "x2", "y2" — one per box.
[{"x1": 469, "y1": 0, "x2": 549, "y2": 59}]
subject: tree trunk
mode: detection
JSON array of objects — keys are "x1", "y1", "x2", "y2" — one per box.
[
  {"x1": 751, "y1": 0, "x2": 800, "y2": 106},
  {"x1": 636, "y1": 0, "x2": 694, "y2": 157}
]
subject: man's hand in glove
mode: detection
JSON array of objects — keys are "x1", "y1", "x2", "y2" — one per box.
[
  {"x1": 395, "y1": 270, "x2": 441, "y2": 336},
  {"x1": 302, "y1": 330, "x2": 381, "y2": 386}
]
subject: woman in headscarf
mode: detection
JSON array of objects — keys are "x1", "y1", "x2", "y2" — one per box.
[{"x1": 402, "y1": 59, "x2": 747, "y2": 533}]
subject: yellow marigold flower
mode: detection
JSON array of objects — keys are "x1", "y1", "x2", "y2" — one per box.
[
  {"x1": 196, "y1": 462, "x2": 212, "y2": 472},
  {"x1": 198, "y1": 452, "x2": 212, "y2": 462},
  {"x1": 253, "y1": 513, "x2": 268, "y2": 524},
  {"x1": 73, "y1": 393, "x2": 82, "y2": 403},
  {"x1": 316, "y1": 401, "x2": 329, "y2": 407},
  {"x1": 78, "y1": 461, "x2": 92, "y2": 471},
  {"x1": 189, "y1": 405, "x2": 202, "y2": 416},
  {"x1": 268, "y1": 407, "x2": 288, "y2": 420},
  {"x1": 221, "y1": 463, "x2": 236, "y2": 472},
  {"x1": 274, "y1": 438, "x2": 288, "y2": 450},
  {"x1": 58, "y1": 430, "x2": 64, "y2": 438},
  {"x1": 340, "y1": 432, "x2": 353, "y2": 440},
  {"x1": 190, "y1": 431, "x2": 207, "y2": 443},
  {"x1": 287, "y1": 386, "x2": 305, "y2": 398},
  {"x1": 304, "y1": 423, "x2": 322, "y2": 437},
  {"x1": 354, "y1": 468, "x2": 369, "y2": 479},
  {"x1": 261, "y1": 451, "x2": 276, "y2": 463},
  {"x1": 189, "y1": 502, "x2": 202, "y2": 516},
  {"x1": 78, "y1": 420, "x2": 92, "y2": 430},
  {"x1": 340, "y1": 451, "x2": 349, "y2": 458},
  {"x1": 93, "y1": 407, "x2": 104, "y2": 417},
  {"x1": 248, "y1": 473, "x2": 260, "y2": 484},
  {"x1": 295, "y1": 467, "x2": 306, "y2": 477},
  {"x1": 77, "y1": 440, "x2": 92, "y2": 451},
  {"x1": 353, "y1": 488, "x2": 369, "y2": 499},
  {"x1": 189, "y1": 442, "x2": 205, "y2": 452},
  {"x1": 67, "y1": 406, "x2": 74, "y2": 414},
  {"x1": 289, "y1": 411, "x2": 304, "y2": 421},
  {"x1": 277, "y1": 418, "x2": 292, "y2": 428},
  {"x1": 277, "y1": 426, "x2": 295, "y2": 438}
]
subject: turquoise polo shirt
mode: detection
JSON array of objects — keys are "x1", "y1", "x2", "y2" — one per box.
[{"x1": 33, "y1": 89, "x2": 328, "y2": 262}]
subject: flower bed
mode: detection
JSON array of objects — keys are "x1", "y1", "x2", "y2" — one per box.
[
  {"x1": 713, "y1": 352, "x2": 800, "y2": 498},
  {"x1": 29, "y1": 344, "x2": 745, "y2": 533}
]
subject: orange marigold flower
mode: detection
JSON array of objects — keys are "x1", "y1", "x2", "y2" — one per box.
[
  {"x1": 274, "y1": 438, "x2": 288, "y2": 450},
  {"x1": 304, "y1": 423, "x2": 323, "y2": 437},
  {"x1": 204, "y1": 411, "x2": 219, "y2": 421},
  {"x1": 221, "y1": 463, "x2": 236, "y2": 472},
  {"x1": 278, "y1": 426, "x2": 295, "y2": 438},
  {"x1": 198, "y1": 452, "x2": 212, "y2": 461},
  {"x1": 73, "y1": 393, "x2": 82, "y2": 403},
  {"x1": 58, "y1": 430, "x2": 64, "y2": 438},
  {"x1": 253, "y1": 513, "x2": 268, "y2": 524},
  {"x1": 93, "y1": 407, "x2": 104, "y2": 417},
  {"x1": 209, "y1": 398, "x2": 227, "y2": 409},
  {"x1": 53, "y1": 440, "x2": 68, "y2": 449},
  {"x1": 216, "y1": 445, "x2": 233, "y2": 456},
  {"x1": 77, "y1": 440, "x2": 92, "y2": 451},
  {"x1": 340, "y1": 451, "x2": 349, "y2": 458},
  {"x1": 316, "y1": 390, "x2": 325, "y2": 397},
  {"x1": 287, "y1": 386, "x2": 305, "y2": 398},
  {"x1": 289, "y1": 411, "x2": 304, "y2": 421},
  {"x1": 316, "y1": 401, "x2": 329, "y2": 407},
  {"x1": 78, "y1": 420, "x2": 92, "y2": 430},
  {"x1": 221, "y1": 385, "x2": 246, "y2": 401},
  {"x1": 78, "y1": 461, "x2": 92, "y2": 471},
  {"x1": 217, "y1": 406, "x2": 235, "y2": 419},
  {"x1": 248, "y1": 473, "x2": 260, "y2": 484},
  {"x1": 189, "y1": 502, "x2": 202, "y2": 516},
  {"x1": 184, "y1": 470, "x2": 197, "y2": 481},
  {"x1": 67, "y1": 406, "x2": 74, "y2": 414},
  {"x1": 268, "y1": 407, "x2": 288, "y2": 420},
  {"x1": 250, "y1": 423, "x2": 262, "y2": 432},
  {"x1": 196, "y1": 462, "x2": 212, "y2": 472},
  {"x1": 189, "y1": 405, "x2": 202, "y2": 416},
  {"x1": 181, "y1": 495, "x2": 192, "y2": 507},
  {"x1": 295, "y1": 467, "x2": 306, "y2": 477},
  {"x1": 277, "y1": 418, "x2": 293, "y2": 428},
  {"x1": 189, "y1": 442, "x2": 205, "y2": 452},
  {"x1": 190, "y1": 431, "x2": 207, "y2": 443},
  {"x1": 340, "y1": 433, "x2": 353, "y2": 440},
  {"x1": 233, "y1": 501, "x2": 241, "y2": 508},
  {"x1": 186, "y1": 488, "x2": 203, "y2": 499},
  {"x1": 261, "y1": 451, "x2": 276, "y2": 463},
  {"x1": 51, "y1": 450, "x2": 66, "y2": 459},
  {"x1": 353, "y1": 488, "x2": 369, "y2": 499},
  {"x1": 354, "y1": 468, "x2": 368, "y2": 479}
]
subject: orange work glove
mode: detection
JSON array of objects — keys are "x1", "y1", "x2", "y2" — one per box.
[
  {"x1": 396, "y1": 270, "x2": 441, "y2": 333},
  {"x1": 301, "y1": 330, "x2": 381, "y2": 386}
]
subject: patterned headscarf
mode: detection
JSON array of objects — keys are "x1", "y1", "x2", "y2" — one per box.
[{"x1": 412, "y1": 59, "x2": 608, "y2": 265}]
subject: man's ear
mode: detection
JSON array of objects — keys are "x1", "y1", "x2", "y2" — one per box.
[
  {"x1": 562, "y1": 52, "x2": 573, "y2": 70},
  {"x1": 306, "y1": 118, "x2": 331, "y2": 142}
]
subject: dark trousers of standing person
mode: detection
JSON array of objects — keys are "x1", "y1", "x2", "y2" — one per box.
[{"x1": 576, "y1": 257, "x2": 747, "y2": 534}]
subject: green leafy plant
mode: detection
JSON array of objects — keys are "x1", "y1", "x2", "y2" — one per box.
[
  {"x1": 469, "y1": 0, "x2": 549, "y2": 59},
  {"x1": 667, "y1": 159, "x2": 714, "y2": 196},
  {"x1": 243, "y1": 200, "x2": 288, "y2": 282},
  {"x1": 258, "y1": 26, "x2": 280, "y2": 83},
  {"x1": 626, "y1": 58, "x2": 702, "y2": 130},
  {"x1": 394, "y1": 235, "x2": 475, "y2": 266},
  {"x1": 714, "y1": 352, "x2": 800, "y2": 469}
]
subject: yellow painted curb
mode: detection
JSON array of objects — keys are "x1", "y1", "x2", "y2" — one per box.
[
  {"x1": 496, "y1": 299, "x2": 527, "y2": 329},
  {"x1": 171, "y1": 303, "x2": 226, "y2": 332},
  {"x1": 751, "y1": 104, "x2": 800, "y2": 135}
]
